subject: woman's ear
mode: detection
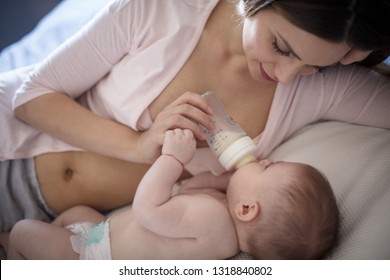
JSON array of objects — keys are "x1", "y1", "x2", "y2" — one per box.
[
  {"x1": 234, "y1": 202, "x2": 260, "y2": 222},
  {"x1": 340, "y1": 49, "x2": 371, "y2": 65}
]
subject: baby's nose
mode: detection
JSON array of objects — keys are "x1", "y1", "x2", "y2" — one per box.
[{"x1": 258, "y1": 159, "x2": 273, "y2": 167}]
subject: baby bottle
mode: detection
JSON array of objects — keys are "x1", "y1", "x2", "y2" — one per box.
[{"x1": 201, "y1": 92, "x2": 256, "y2": 171}]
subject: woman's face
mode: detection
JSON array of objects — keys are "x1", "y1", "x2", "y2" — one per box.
[{"x1": 242, "y1": 7, "x2": 353, "y2": 84}]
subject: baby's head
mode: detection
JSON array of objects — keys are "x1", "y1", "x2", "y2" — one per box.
[{"x1": 226, "y1": 160, "x2": 339, "y2": 259}]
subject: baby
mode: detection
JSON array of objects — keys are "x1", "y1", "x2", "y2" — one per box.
[{"x1": 0, "y1": 129, "x2": 338, "y2": 260}]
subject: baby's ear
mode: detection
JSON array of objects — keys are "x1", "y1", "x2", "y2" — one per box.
[{"x1": 234, "y1": 202, "x2": 260, "y2": 222}]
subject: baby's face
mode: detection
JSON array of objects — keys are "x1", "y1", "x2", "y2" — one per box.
[{"x1": 226, "y1": 160, "x2": 301, "y2": 203}]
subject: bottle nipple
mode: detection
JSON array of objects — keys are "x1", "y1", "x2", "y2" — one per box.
[
  {"x1": 234, "y1": 154, "x2": 256, "y2": 169},
  {"x1": 218, "y1": 135, "x2": 256, "y2": 171}
]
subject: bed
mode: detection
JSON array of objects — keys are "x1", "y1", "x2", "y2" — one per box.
[{"x1": 1, "y1": 0, "x2": 389, "y2": 260}]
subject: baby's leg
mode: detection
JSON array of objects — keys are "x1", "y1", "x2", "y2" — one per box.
[
  {"x1": 52, "y1": 205, "x2": 106, "y2": 227},
  {"x1": 8, "y1": 219, "x2": 79, "y2": 260}
]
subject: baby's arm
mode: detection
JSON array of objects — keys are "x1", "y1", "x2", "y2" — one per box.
[{"x1": 132, "y1": 129, "x2": 197, "y2": 236}]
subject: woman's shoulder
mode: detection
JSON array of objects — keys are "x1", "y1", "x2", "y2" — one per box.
[
  {"x1": 108, "y1": 0, "x2": 218, "y2": 13},
  {"x1": 107, "y1": 0, "x2": 219, "y2": 33},
  {"x1": 284, "y1": 63, "x2": 387, "y2": 96}
]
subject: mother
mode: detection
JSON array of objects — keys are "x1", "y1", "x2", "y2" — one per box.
[{"x1": 1, "y1": 0, "x2": 390, "y2": 231}]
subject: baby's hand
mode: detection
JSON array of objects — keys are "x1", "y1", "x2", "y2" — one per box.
[{"x1": 162, "y1": 129, "x2": 196, "y2": 166}]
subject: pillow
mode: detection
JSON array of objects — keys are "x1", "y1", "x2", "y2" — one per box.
[{"x1": 267, "y1": 121, "x2": 390, "y2": 259}]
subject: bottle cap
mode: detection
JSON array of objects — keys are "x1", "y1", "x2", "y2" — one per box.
[{"x1": 218, "y1": 136, "x2": 256, "y2": 171}]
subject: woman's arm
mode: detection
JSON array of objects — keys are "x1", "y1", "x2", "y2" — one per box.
[
  {"x1": 15, "y1": 93, "x2": 148, "y2": 162},
  {"x1": 13, "y1": 0, "x2": 214, "y2": 163},
  {"x1": 15, "y1": 91, "x2": 213, "y2": 163},
  {"x1": 13, "y1": 1, "x2": 142, "y2": 160}
]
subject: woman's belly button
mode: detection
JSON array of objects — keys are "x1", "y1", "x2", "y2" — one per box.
[{"x1": 64, "y1": 168, "x2": 74, "y2": 181}]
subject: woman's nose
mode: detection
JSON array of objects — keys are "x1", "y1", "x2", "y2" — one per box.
[
  {"x1": 274, "y1": 60, "x2": 319, "y2": 84},
  {"x1": 273, "y1": 62, "x2": 301, "y2": 84}
]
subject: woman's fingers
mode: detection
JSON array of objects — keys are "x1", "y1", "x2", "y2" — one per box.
[
  {"x1": 157, "y1": 111, "x2": 207, "y2": 140},
  {"x1": 169, "y1": 92, "x2": 213, "y2": 115},
  {"x1": 139, "y1": 92, "x2": 213, "y2": 162},
  {"x1": 156, "y1": 92, "x2": 215, "y2": 140}
]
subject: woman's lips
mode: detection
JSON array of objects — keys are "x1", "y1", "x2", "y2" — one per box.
[{"x1": 259, "y1": 63, "x2": 276, "y2": 82}]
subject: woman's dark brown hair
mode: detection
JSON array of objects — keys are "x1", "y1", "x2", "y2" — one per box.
[{"x1": 240, "y1": 0, "x2": 390, "y2": 68}]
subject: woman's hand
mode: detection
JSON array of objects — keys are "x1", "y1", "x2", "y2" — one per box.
[{"x1": 137, "y1": 92, "x2": 215, "y2": 163}]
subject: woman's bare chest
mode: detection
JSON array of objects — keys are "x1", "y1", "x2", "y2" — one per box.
[{"x1": 148, "y1": 34, "x2": 276, "y2": 139}]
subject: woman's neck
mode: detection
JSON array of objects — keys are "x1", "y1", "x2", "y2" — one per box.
[{"x1": 205, "y1": 0, "x2": 245, "y2": 57}]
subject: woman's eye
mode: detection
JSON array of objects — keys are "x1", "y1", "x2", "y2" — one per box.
[{"x1": 272, "y1": 39, "x2": 290, "y2": 57}]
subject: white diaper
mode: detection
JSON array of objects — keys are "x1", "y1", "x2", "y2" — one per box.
[{"x1": 66, "y1": 219, "x2": 112, "y2": 260}]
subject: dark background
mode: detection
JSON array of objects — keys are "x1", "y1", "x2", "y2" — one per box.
[{"x1": 0, "y1": 0, "x2": 61, "y2": 51}]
